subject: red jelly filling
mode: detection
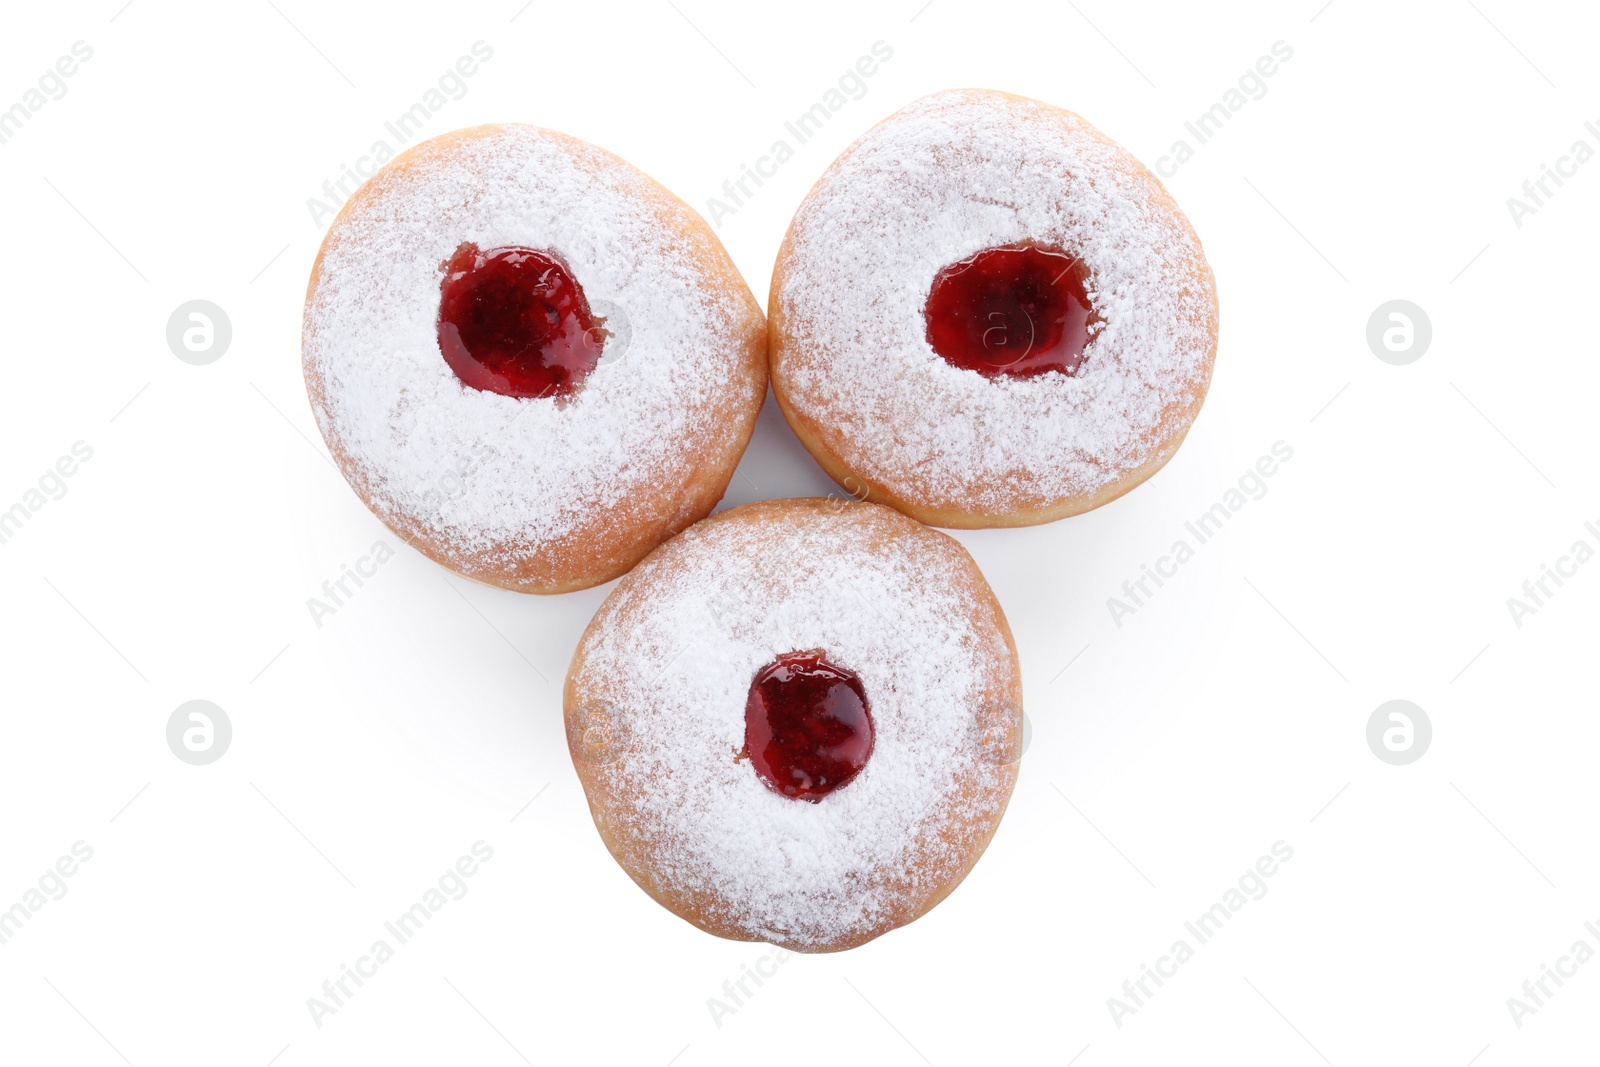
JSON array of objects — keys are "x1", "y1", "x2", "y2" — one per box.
[
  {"x1": 744, "y1": 650, "x2": 874, "y2": 802},
  {"x1": 924, "y1": 243, "x2": 1096, "y2": 379},
  {"x1": 437, "y1": 243, "x2": 605, "y2": 399}
]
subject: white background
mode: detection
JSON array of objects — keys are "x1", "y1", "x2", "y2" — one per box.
[{"x1": 1, "y1": 1, "x2": 1596, "y2": 1064}]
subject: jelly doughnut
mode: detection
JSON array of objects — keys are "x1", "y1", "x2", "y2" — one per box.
[
  {"x1": 564, "y1": 498, "x2": 1023, "y2": 951},
  {"x1": 769, "y1": 90, "x2": 1219, "y2": 527},
  {"x1": 304, "y1": 124, "x2": 766, "y2": 592}
]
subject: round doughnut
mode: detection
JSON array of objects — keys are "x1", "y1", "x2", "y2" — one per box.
[
  {"x1": 303, "y1": 124, "x2": 766, "y2": 593},
  {"x1": 564, "y1": 498, "x2": 1024, "y2": 952},
  {"x1": 769, "y1": 89, "x2": 1220, "y2": 528}
]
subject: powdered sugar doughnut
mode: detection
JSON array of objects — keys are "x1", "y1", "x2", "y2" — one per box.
[
  {"x1": 304, "y1": 124, "x2": 766, "y2": 593},
  {"x1": 564, "y1": 498, "x2": 1023, "y2": 952},
  {"x1": 769, "y1": 89, "x2": 1219, "y2": 528}
]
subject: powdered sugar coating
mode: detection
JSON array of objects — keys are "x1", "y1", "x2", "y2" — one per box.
[
  {"x1": 304, "y1": 125, "x2": 763, "y2": 589},
  {"x1": 773, "y1": 89, "x2": 1218, "y2": 518},
  {"x1": 567, "y1": 499, "x2": 1021, "y2": 951}
]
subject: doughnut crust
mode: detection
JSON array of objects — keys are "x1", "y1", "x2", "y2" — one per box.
[
  {"x1": 769, "y1": 89, "x2": 1220, "y2": 528},
  {"x1": 304, "y1": 124, "x2": 766, "y2": 593},
  {"x1": 565, "y1": 499, "x2": 1024, "y2": 952}
]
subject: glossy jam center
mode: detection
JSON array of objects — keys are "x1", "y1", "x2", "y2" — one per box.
[
  {"x1": 744, "y1": 650, "x2": 874, "y2": 802},
  {"x1": 924, "y1": 243, "x2": 1096, "y2": 379},
  {"x1": 437, "y1": 243, "x2": 605, "y2": 399}
]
